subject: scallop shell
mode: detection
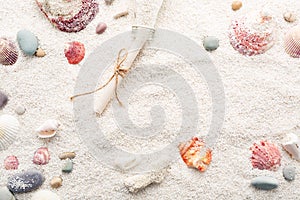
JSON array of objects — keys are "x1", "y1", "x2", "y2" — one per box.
[
  {"x1": 64, "y1": 41, "x2": 85, "y2": 64},
  {"x1": 229, "y1": 11, "x2": 276, "y2": 56},
  {"x1": 179, "y1": 136, "x2": 212, "y2": 172},
  {"x1": 4, "y1": 155, "x2": 19, "y2": 170},
  {"x1": 35, "y1": 0, "x2": 99, "y2": 33},
  {"x1": 284, "y1": 26, "x2": 300, "y2": 58},
  {"x1": 250, "y1": 140, "x2": 281, "y2": 171},
  {"x1": 0, "y1": 38, "x2": 18, "y2": 65},
  {"x1": 0, "y1": 91, "x2": 8, "y2": 109},
  {"x1": 33, "y1": 147, "x2": 50, "y2": 165},
  {"x1": 31, "y1": 189, "x2": 60, "y2": 200},
  {"x1": 36, "y1": 119, "x2": 60, "y2": 138},
  {"x1": 0, "y1": 115, "x2": 19, "y2": 151},
  {"x1": 282, "y1": 133, "x2": 300, "y2": 161}
]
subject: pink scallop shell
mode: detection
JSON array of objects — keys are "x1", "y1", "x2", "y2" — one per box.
[
  {"x1": 250, "y1": 140, "x2": 281, "y2": 171},
  {"x1": 0, "y1": 38, "x2": 18, "y2": 65},
  {"x1": 4, "y1": 155, "x2": 19, "y2": 170},
  {"x1": 284, "y1": 26, "x2": 300, "y2": 58},
  {"x1": 35, "y1": 0, "x2": 99, "y2": 33},
  {"x1": 229, "y1": 12, "x2": 276, "y2": 56},
  {"x1": 33, "y1": 147, "x2": 50, "y2": 165}
]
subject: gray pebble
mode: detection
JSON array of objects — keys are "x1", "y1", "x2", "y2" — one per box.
[
  {"x1": 0, "y1": 187, "x2": 15, "y2": 200},
  {"x1": 62, "y1": 158, "x2": 73, "y2": 173},
  {"x1": 17, "y1": 29, "x2": 39, "y2": 56},
  {"x1": 251, "y1": 176, "x2": 278, "y2": 190},
  {"x1": 283, "y1": 165, "x2": 296, "y2": 181},
  {"x1": 15, "y1": 105, "x2": 26, "y2": 115},
  {"x1": 203, "y1": 36, "x2": 219, "y2": 51}
]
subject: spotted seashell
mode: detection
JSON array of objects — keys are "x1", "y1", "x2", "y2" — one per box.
[
  {"x1": 64, "y1": 41, "x2": 85, "y2": 64},
  {"x1": 0, "y1": 114, "x2": 20, "y2": 151},
  {"x1": 31, "y1": 189, "x2": 60, "y2": 200},
  {"x1": 0, "y1": 38, "x2": 18, "y2": 65},
  {"x1": 4, "y1": 155, "x2": 19, "y2": 170},
  {"x1": 250, "y1": 140, "x2": 281, "y2": 171},
  {"x1": 229, "y1": 11, "x2": 276, "y2": 56},
  {"x1": 35, "y1": 0, "x2": 99, "y2": 33},
  {"x1": 284, "y1": 26, "x2": 300, "y2": 58},
  {"x1": 179, "y1": 137, "x2": 212, "y2": 172},
  {"x1": 36, "y1": 119, "x2": 60, "y2": 138},
  {"x1": 33, "y1": 147, "x2": 50, "y2": 165},
  {"x1": 0, "y1": 91, "x2": 8, "y2": 109}
]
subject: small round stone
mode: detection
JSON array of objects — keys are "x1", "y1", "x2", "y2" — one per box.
[
  {"x1": 96, "y1": 22, "x2": 107, "y2": 34},
  {"x1": 283, "y1": 165, "x2": 295, "y2": 181},
  {"x1": 35, "y1": 48, "x2": 46, "y2": 57},
  {"x1": 232, "y1": 1, "x2": 242, "y2": 11},
  {"x1": 62, "y1": 158, "x2": 73, "y2": 173},
  {"x1": 203, "y1": 36, "x2": 219, "y2": 51},
  {"x1": 284, "y1": 12, "x2": 296, "y2": 23},
  {"x1": 17, "y1": 29, "x2": 39, "y2": 56},
  {"x1": 15, "y1": 105, "x2": 26, "y2": 115},
  {"x1": 50, "y1": 176, "x2": 63, "y2": 188},
  {"x1": 251, "y1": 176, "x2": 278, "y2": 190}
]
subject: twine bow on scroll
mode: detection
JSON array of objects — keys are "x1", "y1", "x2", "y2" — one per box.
[{"x1": 70, "y1": 48, "x2": 129, "y2": 105}]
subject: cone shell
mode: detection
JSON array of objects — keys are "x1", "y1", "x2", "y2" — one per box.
[
  {"x1": 64, "y1": 41, "x2": 85, "y2": 64},
  {"x1": 0, "y1": 115, "x2": 19, "y2": 151},
  {"x1": 284, "y1": 26, "x2": 300, "y2": 58},
  {"x1": 4, "y1": 155, "x2": 19, "y2": 170},
  {"x1": 36, "y1": 119, "x2": 60, "y2": 138},
  {"x1": 33, "y1": 147, "x2": 50, "y2": 165},
  {"x1": 179, "y1": 137, "x2": 212, "y2": 172},
  {"x1": 250, "y1": 140, "x2": 281, "y2": 171},
  {"x1": 0, "y1": 38, "x2": 18, "y2": 65}
]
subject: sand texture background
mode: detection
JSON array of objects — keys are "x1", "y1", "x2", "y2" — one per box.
[{"x1": 1, "y1": 0, "x2": 300, "y2": 199}]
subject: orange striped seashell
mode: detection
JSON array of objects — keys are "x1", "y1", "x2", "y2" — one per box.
[
  {"x1": 0, "y1": 38, "x2": 18, "y2": 65},
  {"x1": 179, "y1": 136, "x2": 212, "y2": 172},
  {"x1": 284, "y1": 26, "x2": 300, "y2": 58}
]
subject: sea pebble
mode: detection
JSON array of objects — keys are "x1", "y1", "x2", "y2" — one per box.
[
  {"x1": 64, "y1": 41, "x2": 85, "y2": 64},
  {"x1": 284, "y1": 12, "x2": 296, "y2": 23},
  {"x1": 96, "y1": 22, "x2": 107, "y2": 34},
  {"x1": 62, "y1": 158, "x2": 73, "y2": 173},
  {"x1": 31, "y1": 189, "x2": 60, "y2": 200},
  {"x1": 59, "y1": 152, "x2": 76, "y2": 160},
  {"x1": 0, "y1": 91, "x2": 8, "y2": 109},
  {"x1": 284, "y1": 25, "x2": 300, "y2": 58},
  {"x1": 0, "y1": 38, "x2": 18, "y2": 65},
  {"x1": 17, "y1": 29, "x2": 38, "y2": 56},
  {"x1": 7, "y1": 169, "x2": 45, "y2": 193},
  {"x1": 4, "y1": 155, "x2": 19, "y2": 170},
  {"x1": 114, "y1": 11, "x2": 129, "y2": 19},
  {"x1": 35, "y1": 48, "x2": 46, "y2": 57},
  {"x1": 283, "y1": 165, "x2": 295, "y2": 181},
  {"x1": 50, "y1": 176, "x2": 63, "y2": 188},
  {"x1": 251, "y1": 176, "x2": 278, "y2": 190},
  {"x1": 36, "y1": 119, "x2": 60, "y2": 139},
  {"x1": 0, "y1": 187, "x2": 15, "y2": 200},
  {"x1": 104, "y1": 0, "x2": 113, "y2": 5},
  {"x1": 33, "y1": 147, "x2": 50, "y2": 165},
  {"x1": 15, "y1": 105, "x2": 26, "y2": 115},
  {"x1": 203, "y1": 36, "x2": 219, "y2": 51},
  {"x1": 232, "y1": 1, "x2": 242, "y2": 11}
]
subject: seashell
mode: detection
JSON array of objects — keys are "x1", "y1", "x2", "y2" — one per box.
[
  {"x1": 0, "y1": 91, "x2": 8, "y2": 109},
  {"x1": 0, "y1": 114, "x2": 20, "y2": 151},
  {"x1": 114, "y1": 11, "x2": 129, "y2": 19},
  {"x1": 0, "y1": 38, "x2": 18, "y2": 65},
  {"x1": 228, "y1": 11, "x2": 276, "y2": 56},
  {"x1": 50, "y1": 176, "x2": 63, "y2": 188},
  {"x1": 17, "y1": 29, "x2": 39, "y2": 56},
  {"x1": 33, "y1": 147, "x2": 50, "y2": 165},
  {"x1": 0, "y1": 187, "x2": 16, "y2": 200},
  {"x1": 96, "y1": 22, "x2": 107, "y2": 34},
  {"x1": 35, "y1": 0, "x2": 99, "y2": 33},
  {"x1": 31, "y1": 189, "x2": 60, "y2": 200},
  {"x1": 250, "y1": 140, "x2": 281, "y2": 171},
  {"x1": 64, "y1": 41, "x2": 85, "y2": 64},
  {"x1": 178, "y1": 136, "x2": 212, "y2": 172},
  {"x1": 7, "y1": 169, "x2": 45, "y2": 193},
  {"x1": 4, "y1": 155, "x2": 19, "y2": 170},
  {"x1": 284, "y1": 12, "x2": 296, "y2": 23},
  {"x1": 36, "y1": 119, "x2": 60, "y2": 138},
  {"x1": 282, "y1": 133, "x2": 300, "y2": 161},
  {"x1": 58, "y1": 152, "x2": 76, "y2": 160},
  {"x1": 284, "y1": 26, "x2": 300, "y2": 58}
]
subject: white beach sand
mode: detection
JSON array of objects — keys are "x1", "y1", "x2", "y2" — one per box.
[{"x1": 1, "y1": 0, "x2": 300, "y2": 199}]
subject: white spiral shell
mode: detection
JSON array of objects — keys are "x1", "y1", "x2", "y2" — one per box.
[{"x1": 0, "y1": 114, "x2": 19, "y2": 151}]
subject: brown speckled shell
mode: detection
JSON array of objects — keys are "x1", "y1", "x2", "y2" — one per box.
[{"x1": 0, "y1": 38, "x2": 18, "y2": 65}]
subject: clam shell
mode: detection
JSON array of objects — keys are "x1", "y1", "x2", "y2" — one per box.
[
  {"x1": 4, "y1": 155, "x2": 19, "y2": 170},
  {"x1": 250, "y1": 140, "x2": 281, "y2": 171},
  {"x1": 0, "y1": 38, "x2": 18, "y2": 65},
  {"x1": 31, "y1": 189, "x2": 60, "y2": 200},
  {"x1": 33, "y1": 147, "x2": 50, "y2": 165},
  {"x1": 0, "y1": 114, "x2": 19, "y2": 151},
  {"x1": 283, "y1": 133, "x2": 300, "y2": 161},
  {"x1": 36, "y1": 119, "x2": 60, "y2": 138},
  {"x1": 35, "y1": 0, "x2": 99, "y2": 33},
  {"x1": 284, "y1": 26, "x2": 300, "y2": 58}
]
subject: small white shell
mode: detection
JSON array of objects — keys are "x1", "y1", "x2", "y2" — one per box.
[
  {"x1": 0, "y1": 114, "x2": 19, "y2": 151},
  {"x1": 283, "y1": 133, "x2": 300, "y2": 161},
  {"x1": 36, "y1": 119, "x2": 60, "y2": 138},
  {"x1": 31, "y1": 189, "x2": 60, "y2": 200}
]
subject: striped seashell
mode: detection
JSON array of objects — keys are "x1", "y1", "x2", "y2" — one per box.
[
  {"x1": 36, "y1": 119, "x2": 60, "y2": 138},
  {"x1": 4, "y1": 155, "x2": 19, "y2": 170},
  {"x1": 0, "y1": 114, "x2": 19, "y2": 151},
  {"x1": 250, "y1": 140, "x2": 281, "y2": 171},
  {"x1": 33, "y1": 147, "x2": 50, "y2": 165},
  {"x1": 229, "y1": 11, "x2": 276, "y2": 56},
  {"x1": 35, "y1": 0, "x2": 99, "y2": 33},
  {"x1": 284, "y1": 26, "x2": 300, "y2": 58},
  {"x1": 0, "y1": 38, "x2": 18, "y2": 65}
]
